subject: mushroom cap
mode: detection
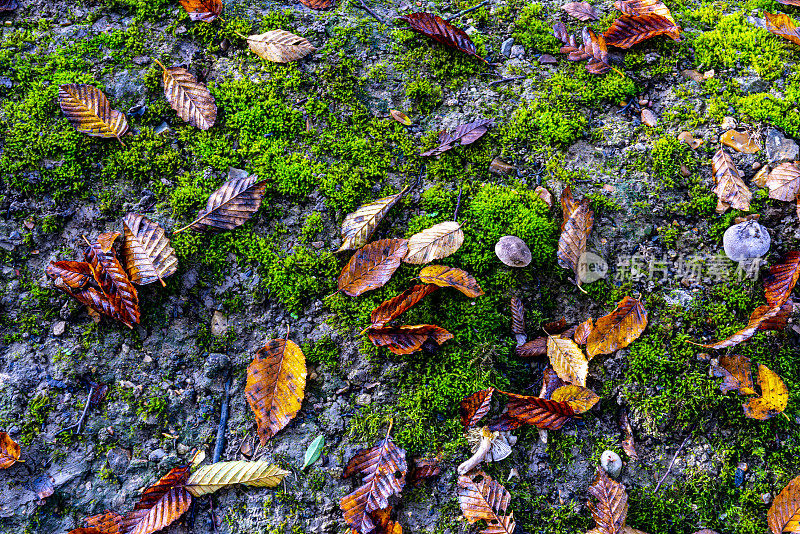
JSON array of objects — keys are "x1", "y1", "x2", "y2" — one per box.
[
  {"x1": 467, "y1": 426, "x2": 516, "y2": 462},
  {"x1": 495, "y1": 235, "x2": 532, "y2": 267},
  {"x1": 723, "y1": 221, "x2": 771, "y2": 261}
]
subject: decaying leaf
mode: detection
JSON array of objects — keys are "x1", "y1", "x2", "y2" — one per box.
[
  {"x1": 404, "y1": 221, "x2": 464, "y2": 264},
  {"x1": 338, "y1": 239, "x2": 409, "y2": 297},
  {"x1": 457, "y1": 469, "x2": 515, "y2": 534},
  {"x1": 245, "y1": 339, "x2": 307, "y2": 445},
  {"x1": 565, "y1": 27, "x2": 611, "y2": 74},
  {"x1": 369, "y1": 283, "x2": 439, "y2": 329},
  {"x1": 121, "y1": 466, "x2": 192, "y2": 534},
  {"x1": 121, "y1": 213, "x2": 178, "y2": 287},
  {"x1": 562, "y1": 1, "x2": 599, "y2": 21},
  {"x1": 338, "y1": 187, "x2": 409, "y2": 252},
  {"x1": 340, "y1": 433, "x2": 407, "y2": 534},
  {"x1": 179, "y1": 0, "x2": 222, "y2": 22},
  {"x1": 751, "y1": 300, "x2": 794, "y2": 331},
  {"x1": 410, "y1": 457, "x2": 442, "y2": 486},
  {"x1": 299, "y1": 0, "x2": 335, "y2": 9},
  {"x1": 58, "y1": 84, "x2": 128, "y2": 145},
  {"x1": 510, "y1": 297, "x2": 526, "y2": 344},
  {"x1": 694, "y1": 304, "x2": 783, "y2": 349},
  {"x1": 619, "y1": 411, "x2": 638, "y2": 460},
  {"x1": 603, "y1": 14, "x2": 680, "y2": 49},
  {"x1": 45, "y1": 260, "x2": 94, "y2": 290},
  {"x1": 764, "y1": 251, "x2": 800, "y2": 307},
  {"x1": 350, "y1": 507, "x2": 403, "y2": 534},
  {"x1": 399, "y1": 12, "x2": 486, "y2": 63},
  {"x1": 560, "y1": 185, "x2": 581, "y2": 230},
  {"x1": 50, "y1": 278, "x2": 125, "y2": 327},
  {"x1": 515, "y1": 337, "x2": 547, "y2": 357},
  {"x1": 550, "y1": 384, "x2": 599, "y2": 413},
  {"x1": 84, "y1": 511, "x2": 123, "y2": 533},
  {"x1": 711, "y1": 355, "x2": 756, "y2": 395},
  {"x1": 547, "y1": 336, "x2": 589, "y2": 386},
  {"x1": 155, "y1": 60, "x2": 216, "y2": 130},
  {"x1": 587, "y1": 467, "x2": 628, "y2": 534},
  {"x1": 390, "y1": 110, "x2": 412, "y2": 126},
  {"x1": 419, "y1": 265, "x2": 484, "y2": 297},
  {"x1": 496, "y1": 391, "x2": 576, "y2": 431},
  {"x1": 614, "y1": 0, "x2": 675, "y2": 24},
  {"x1": 245, "y1": 30, "x2": 316, "y2": 63},
  {"x1": 175, "y1": 173, "x2": 268, "y2": 233},
  {"x1": 712, "y1": 148, "x2": 751, "y2": 211},
  {"x1": 420, "y1": 119, "x2": 493, "y2": 156},
  {"x1": 765, "y1": 162, "x2": 800, "y2": 202},
  {"x1": 558, "y1": 196, "x2": 595, "y2": 286},
  {"x1": 766, "y1": 12, "x2": 800, "y2": 46},
  {"x1": 587, "y1": 296, "x2": 648, "y2": 358},
  {"x1": 368, "y1": 324, "x2": 453, "y2": 354},
  {"x1": 0, "y1": 432, "x2": 20, "y2": 469},
  {"x1": 743, "y1": 364, "x2": 788, "y2": 420},
  {"x1": 460, "y1": 388, "x2": 495, "y2": 428},
  {"x1": 84, "y1": 232, "x2": 140, "y2": 327},
  {"x1": 186, "y1": 461, "x2": 289, "y2": 496},
  {"x1": 768, "y1": 473, "x2": 800, "y2": 534},
  {"x1": 574, "y1": 318, "x2": 594, "y2": 345}
]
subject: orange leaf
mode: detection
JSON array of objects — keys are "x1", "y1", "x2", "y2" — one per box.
[
  {"x1": 419, "y1": 265, "x2": 484, "y2": 297},
  {"x1": 743, "y1": 364, "x2": 788, "y2": 420},
  {"x1": 766, "y1": 12, "x2": 800, "y2": 46},
  {"x1": 460, "y1": 388, "x2": 495, "y2": 428},
  {"x1": 604, "y1": 14, "x2": 680, "y2": 49},
  {"x1": 750, "y1": 299, "x2": 793, "y2": 331},
  {"x1": 410, "y1": 457, "x2": 442, "y2": 486},
  {"x1": 560, "y1": 185, "x2": 581, "y2": 231},
  {"x1": 495, "y1": 391, "x2": 576, "y2": 430},
  {"x1": 587, "y1": 296, "x2": 647, "y2": 358},
  {"x1": 121, "y1": 466, "x2": 192, "y2": 534},
  {"x1": 299, "y1": 0, "x2": 335, "y2": 9},
  {"x1": 711, "y1": 355, "x2": 756, "y2": 395},
  {"x1": 351, "y1": 507, "x2": 403, "y2": 534},
  {"x1": 369, "y1": 284, "x2": 438, "y2": 329},
  {"x1": 587, "y1": 468, "x2": 628, "y2": 534},
  {"x1": 457, "y1": 469, "x2": 515, "y2": 534},
  {"x1": 550, "y1": 384, "x2": 599, "y2": 414},
  {"x1": 0, "y1": 432, "x2": 20, "y2": 469},
  {"x1": 768, "y1": 474, "x2": 800, "y2": 534},
  {"x1": 368, "y1": 324, "x2": 453, "y2": 354},
  {"x1": 694, "y1": 304, "x2": 783, "y2": 349},
  {"x1": 45, "y1": 260, "x2": 94, "y2": 290},
  {"x1": 399, "y1": 12, "x2": 486, "y2": 63},
  {"x1": 338, "y1": 239, "x2": 409, "y2": 297},
  {"x1": 83, "y1": 232, "x2": 140, "y2": 327},
  {"x1": 178, "y1": 0, "x2": 221, "y2": 21},
  {"x1": 764, "y1": 251, "x2": 800, "y2": 307},
  {"x1": 574, "y1": 318, "x2": 594, "y2": 345}
]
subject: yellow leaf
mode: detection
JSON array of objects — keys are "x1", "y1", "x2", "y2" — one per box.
[
  {"x1": 186, "y1": 461, "x2": 289, "y2": 496},
  {"x1": 550, "y1": 384, "x2": 599, "y2": 413},
  {"x1": 743, "y1": 364, "x2": 788, "y2": 420},
  {"x1": 419, "y1": 265, "x2": 484, "y2": 297},
  {"x1": 547, "y1": 336, "x2": 588, "y2": 386},
  {"x1": 338, "y1": 187, "x2": 409, "y2": 252}
]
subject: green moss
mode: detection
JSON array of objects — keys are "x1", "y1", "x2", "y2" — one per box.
[
  {"x1": 21, "y1": 393, "x2": 52, "y2": 445},
  {"x1": 512, "y1": 3, "x2": 561, "y2": 54},
  {"x1": 651, "y1": 134, "x2": 697, "y2": 188}
]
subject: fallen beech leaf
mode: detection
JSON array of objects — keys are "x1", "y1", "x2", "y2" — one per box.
[
  {"x1": 175, "y1": 173, "x2": 268, "y2": 233},
  {"x1": 410, "y1": 458, "x2": 441, "y2": 486},
  {"x1": 33, "y1": 473, "x2": 55, "y2": 503},
  {"x1": 419, "y1": 265, "x2": 484, "y2": 297},
  {"x1": 567, "y1": 27, "x2": 611, "y2": 74},
  {"x1": 744, "y1": 364, "x2": 788, "y2": 420},
  {"x1": 712, "y1": 148, "x2": 751, "y2": 211},
  {"x1": 768, "y1": 473, "x2": 800, "y2": 534},
  {"x1": 0, "y1": 432, "x2": 20, "y2": 469},
  {"x1": 640, "y1": 109, "x2": 658, "y2": 127},
  {"x1": 58, "y1": 84, "x2": 128, "y2": 145},
  {"x1": 460, "y1": 388, "x2": 495, "y2": 428},
  {"x1": 50, "y1": 279, "x2": 126, "y2": 327},
  {"x1": 186, "y1": 461, "x2": 289, "y2": 496},
  {"x1": 510, "y1": 297, "x2": 525, "y2": 341},
  {"x1": 299, "y1": 0, "x2": 335, "y2": 9},
  {"x1": 560, "y1": 185, "x2": 581, "y2": 230},
  {"x1": 45, "y1": 260, "x2": 93, "y2": 290},
  {"x1": 368, "y1": 324, "x2": 453, "y2": 354},
  {"x1": 457, "y1": 469, "x2": 515, "y2": 534},
  {"x1": 604, "y1": 14, "x2": 681, "y2": 49},
  {"x1": 766, "y1": 12, "x2": 800, "y2": 46},
  {"x1": 619, "y1": 411, "x2": 638, "y2": 460},
  {"x1": 338, "y1": 239, "x2": 409, "y2": 297},
  {"x1": 245, "y1": 30, "x2": 316, "y2": 63},
  {"x1": 404, "y1": 221, "x2": 464, "y2": 264},
  {"x1": 494, "y1": 391, "x2": 576, "y2": 431},
  {"x1": 693, "y1": 305, "x2": 783, "y2": 349},
  {"x1": 562, "y1": 1, "x2": 598, "y2": 21},
  {"x1": 750, "y1": 299, "x2": 793, "y2": 331},
  {"x1": 85, "y1": 511, "x2": 123, "y2": 533},
  {"x1": 390, "y1": 110, "x2": 412, "y2": 126},
  {"x1": 765, "y1": 162, "x2": 800, "y2": 202},
  {"x1": 179, "y1": 0, "x2": 221, "y2": 21},
  {"x1": 121, "y1": 213, "x2": 178, "y2": 287},
  {"x1": 245, "y1": 339, "x2": 307, "y2": 445},
  {"x1": 557, "y1": 198, "x2": 594, "y2": 286},
  {"x1": 399, "y1": 12, "x2": 486, "y2": 63},
  {"x1": 121, "y1": 466, "x2": 192, "y2": 534},
  {"x1": 303, "y1": 435, "x2": 325, "y2": 470},
  {"x1": 615, "y1": 0, "x2": 674, "y2": 23},
  {"x1": 369, "y1": 283, "x2": 439, "y2": 328},
  {"x1": 547, "y1": 336, "x2": 589, "y2": 386},
  {"x1": 338, "y1": 186, "x2": 409, "y2": 252},
  {"x1": 350, "y1": 507, "x2": 403, "y2": 534},
  {"x1": 720, "y1": 129, "x2": 761, "y2": 154},
  {"x1": 155, "y1": 60, "x2": 216, "y2": 130},
  {"x1": 515, "y1": 337, "x2": 547, "y2": 357},
  {"x1": 764, "y1": 251, "x2": 800, "y2": 307},
  {"x1": 341, "y1": 433, "x2": 407, "y2": 534},
  {"x1": 711, "y1": 355, "x2": 756, "y2": 395},
  {"x1": 421, "y1": 119, "x2": 493, "y2": 156},
  {"x1": 574, "y1": 318, "x2": 593, "y2": 345},
  {"x1": 587, "y1": 467, "x2": 628, "y2": 534},
  {"x1": 587, "y1": 296, "x2": 647, "y2": 358},
  {"x1": 550, "y1": 384, "x2": 599, "y2": 413},
  {"x1": 84, "y1": 232, "x2": 140, "y2": 327}
]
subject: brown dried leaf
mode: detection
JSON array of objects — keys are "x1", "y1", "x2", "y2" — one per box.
[
  {"x1": 368, "y1": 324, "x2": 453, "y2": 354},
  {"x1": 604, "y1": 14, "x2": 680, "y2": 49},
  {"x1": 515, "y1": 338, "x2": 547, "y2": 357},
  {"x1": 560, "y1": 186, "x2": 581, "y2": 230},
  {"x1": 766, "y1": 12, "x2": 800, "y2": 46},
  {"x1": 712, "y1": 148, "x2": 751, "y2": 211},
  {"x1": 711, "y1": 354, "x2": 756, "y2": 395},
  {"x1": 0, "y1": 0, "x2": 18, "y2": 11},
  {"x1": 58, "y1": 84, "x2": 128, "y2": 145},
  {"x1": 547, "y1": 336, "x2": 589, "y2": 386},
  {"x1": 764, "y1": 251, "x2": 800, "y2": 307},
  {"x1": 510, "y1": 297, "x2": 525, "y2": 337},
  {"x1": 750, "y1": 300, "x2": 794, "y2": 331},
  {"x1": 744, "y1": 364, "x2": 788, "y2": 420},
  {"x1": 350, "y1": 507, "x2": 403, "y2": 534},
  {"x1": 0, "y1": 432, "x2": 20, "y2": 469},
  {"x1": 562, "y1": 1, "x2": 598, "y2": 21},
  {"x1": 121, "y1": 466, "x2": 192, "y2": 534},
  {"x1": 45, "y1": 261, "x2": 94, "y2": 290},
  {"x1": 84, "y1": 232, "x2": 140, "y2": 327},
  {"x1": 338, "y1": 239, "x2": 409, "y2": 297},
  {"x1": 156, "y1": 61, "x2": 216, "y2": 130},
  {"x1": 550, "y1": 384, "x2": 599, "y2": 413},
  {"x1": 404, "y1": 221, "x2": 464, "y2": 264},
  {"x1": 587, "y1": 296, "x2": 647, "y2": 358},
  {"x1": 341, "y1": 435, "x2": 407, "y2": 534},
  {"x1": 338, "y1": 186, "x2": 409, "y2": 252},
  {"x1": 574, "y1": 318, "x2": 594, "y2": 345},
  {"x1": 179, "y1": 0, "x2": 221, "y2": 21},
  {"x1": 245, "y1": 30, "x2": 316, "y2": 63},
  {"x1": 245, "y1": 339, "x2": 307, "y2": 446},
  {"x1": 369, "y1": 283, "x2": 439, "y2": 329},
  {"x1": 615, "y1": 0, "x2": 674, "y2": 23},
  {"x1": 121, "y1": 213, "x2": 178, "y2": 286},
  {"x1": 399, "y1": 12, "x2": 486, "y2": 63},
  {"x1": 497, "y1": 391, "x2": 576, "y2": 430},
  {"x1": 460, "y1": 388, "x2": 495, "y2": 428},
  {"x1": 587, "y1": 467, "x2": 628, "y2": 534},
  {"x1": 540, "y1": 367, "x2": 566, "y2": 399},
  {"x1": 695, "y1": 304, "x2": 783, "y2": 349},
  {"x1": 619, "y1": 411, "x2": 637, "y2": 460},
  {"x1": 457, "y1": 469, "x2": 515, "y2": 534},
  {"x1": 85, "y1": 511, "x2": 123, "y2": 534},
  {"x1": 419, "y1": 265, "x2": 484, "y2": 297},
  {"x1": 568, "y1": 27, "x2": 611, "y2": 74},
  {"x1": 410, "y1": 458, "x2": 441, "y2": 486},
  {"x1": 768, "y1": 473, "x2": 800, "y2": 534},
  {"x1": 558, "y1": 198, "x2": 594, "y2": 285},
  {"x1": 299, "y1": 0, "x2": 335, "y2": 9},
  {"x1": 765, "y1": 162, "x2": 800, "y2": 202},
  {"x1": 175, "y1": 173, "x2": 267, "y2": 233},
  {"x1": 421, "y1": 119, "x2": 493, "y2": 156}
]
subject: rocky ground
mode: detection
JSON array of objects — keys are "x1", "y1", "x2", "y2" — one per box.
[{"x1": 1, "y1": 0, "x2": 800, "y2": 532}]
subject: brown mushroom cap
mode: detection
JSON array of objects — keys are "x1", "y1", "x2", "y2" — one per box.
[{"x1": 495, "y1": 235, "x2": 532, "y2": 267}]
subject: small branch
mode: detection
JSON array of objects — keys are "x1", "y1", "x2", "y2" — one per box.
[
  {"x1": 57, "y1": 385, "x2": 95, "y2": 436},
  {"x1": 356, "y1": 0, "x2": 388, "y2": 25},
  {"x1": 212, "y1": 374, "x2": 232, "y2": 463},
  {"x1": 654, "y1": 432, "x2": 692, "y2": 493},
  {"x1": 445, "y1": 0, "x2": 490, "y2": 21},
  {"x1": 453, "y1": 180, "x2": 463, "y2": 222},
  {"x1": 489, "y1": 75, "x2": 525, "y2": 87}
]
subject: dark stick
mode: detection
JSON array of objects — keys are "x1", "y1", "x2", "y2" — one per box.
[
  {"x1": 57, "y1": 385, "x2": 94, "y2": 436},
  {"x1": 453, "y1": 181, "x2": 464, "y2": 222},
  {"x1": 411, "y1": 163, "x2": 426, "y2": 192},
  {"x1": 356, "y1": 0, "x2": 388, "y2": 25},
  {"x1": 489, "y1": 75, "x2": 525, "y2": 87},
  {"x1": 445, "y1": 0, "x2": 490, "y2": 21},
  {"x1": 654, "y1": 432, "x2": 692, "y2": 493},
  {"x1": 213, "y1": 374, "x2": 232, "y2": 463}
]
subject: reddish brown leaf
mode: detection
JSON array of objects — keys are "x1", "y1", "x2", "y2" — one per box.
[
  {"x1": 604, "y1": 14, "x2": 680, "y2": 48},
  {"x1": 574, "y1": 318, "x2": 594, "y2": 345},
  {"x1": 768, "y1": 473, "x2": 800, "y2": 534},
  {"x1": 45, "y1": 261, "x2": 94, "y2": 290},
  {"x1": 338, "y1": 239, "x2": 409, "y2": 297},
  {"x1": 498, "y1": 391, "x2": 576, "y2": 430},
  {"x1": 50, "y1": 279, "x2": 123, "y2": 326},
  {"x1": 751, "y1": 300, "x2": 793, "y2": 331},
  {"x1": 587, "y1": 468, "x2": 628, "y2": 534},
  {"x1": 85, "y1": 510, "x2": 123, "y2": 534},
  {"x1": 83, "y1": 232, "x2": 140, "y2": 327},
  {"x1": 766, "y1": 12, "x2": 800, "y2": 46},
  {"x1": 619, "y1": 411, "x2": 638, "y2": 460},
  {"x1": 399, "y1": 12, "x2": 486, "y2": 63},
  {"x1": 694, "y1": 304, "x2": 783, "y2": 349},
  {"x1": 457, "y1": 469, "x2": 515, "y2": 534},
  {"x1": 587, "y1": 296, "x2": 647, "y2": 358},
  {"x1": 614, "y1": 0, "x2": 675, "y2": 24},
  {"x1": 460, "y1": 388, "x2": 495, "y2": 428},
  {"x1": 419, "y1": 265, "x2": 484, "y2": 297},
  {"x1": 510, "y1": 297, "x2": 525, "y2": 337},
  {"x1": 410, "y1": 457, "x2": 442, "y2": 486},
  {"x1": 420, "y1": 119, "x2": 493, "y2": 157},
  {"x1": 122, "y1": 466, "x2": 192, "y2": 534},
  {"x1": 562, "y1": 1, "x2": 598, "y2": 20},
  {"x1": 764, "y1": 251, "x2": 800, "y2": 307},
  {"x1": 175, "y1": 173, "x2": 267, "y2": 233},
  {"x1": 712, "y1": 148, "x2": 751, "y2": 211},
  {"x1": 542, "y1": 317, "x2": 569, "y2": 334},
  {"x1": 560, "y1": 185, "x2": 581, "y2": 231},
  {"x1": 368, "y1": 325, "x2": 453, "y2": 354},
  {"x1": 558, "y1": 199, "x2": 595, "y2": 285},
  {"x1": 179, "y1": 0, "x2": 221, "y2": 22},
  {"x1": 351, "y1": 507, "x2": 403, "y2": 534},
  {"x1": 515, "y1": 337, "x2": 547, "y2": 357},
  {"x1": 370, "y1": 284, "x2": 439, "y2": 329},
  {"x1": 299, "y1": 0, "x2": 335, "y2": 8},
  {"x1": 711, "y1": 354, "x2": 756, "y2": 395},
  {"x1": 0, "y1": 432, "x2": 20, "y2": 469}
]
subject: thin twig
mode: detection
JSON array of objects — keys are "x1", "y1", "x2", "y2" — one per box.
[
  {"x1": 412, "y1": 163, "x2": 426, "y2": 192},
  {"x1": 445, "y1": 0, "x2": 490, "y2": 21},
  {"x1": 212, "y1": 374, "x2": 232, "y2": 463},
  {"x1": 356, "y1": 0, "x2": 388, "y2": 25},
  {"x1": 453, "y1": 181, "x2": 464, "y2": 222},
  {"x1": 57, "y1": 385, "x2": 94, "y2": 436},
  {"x1": 654, "y1": 432, "x2": 692, "y2": 493},
  {"x1": 489, "y1": 75, "x2": 525, "y2": 87}
]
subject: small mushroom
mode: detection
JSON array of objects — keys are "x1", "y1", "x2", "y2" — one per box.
[
  {"x1": 457, "y1": 426, "x2": 517, "y2": 475},
  {"x1": 600, "y1": 450, "x2": 623, "y2": 479},
  {"x1": 723, "y1": 220, "x2": 771, "y2": 261},
  {"x1": 495, "y1": 236, "x2": 532, "y2": 267}
]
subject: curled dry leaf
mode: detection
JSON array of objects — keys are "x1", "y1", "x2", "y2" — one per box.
[
  {"x1": 615, "y1": 0, "x2": 675, "y2": 23},
  {"x1": 179, "y1": 0, "x2": 222, "y2": 22},
  {"x1": 510, "y1": 297, "x2": 525, "y2": 342},
  {"x1": 404, "y1": 221, "x2": 464, "y2": 264},
  {"x1": 399, "y1": 12, "x2": 486, "y2": 63},
  {"x1": 743, "y1": 364, "x2": 788, "y2": 420},
  {"x1": 121, "y1": 466, "x2": 192, "y2": 534},
  {"x1": 711, "y1": 354, "x2": 756, "y2": 395},
  {"x1": 560, "y1": 185, "x2": 581, "y2": 230},
  {"x1": 421, "y1": 119, "x2": 493, "y2": 156},
  {"x1": 557, "y1": 197, "x2": 594, "y2": 285},
  {"x1": 457, "y1": 469, "x2": 515, "y2": 534},
  {"x1": 712, "y1": 148, "x2": 751, "y2": 211},
  {"x1": 547, "y1": 336, "x2": 589, "y2": 386},
  {"x1": 85, "y1": 232, "x2": 140, "y2": 327},
  {"x1": 764, "y1": 251, "x2": 800, "y2": 307},
  {"x1": 175, "y1": 173, "x2": 268, "y2": 233},
  {"x1": 49, "y1": 276, "x2": 124, "y2": 327},
  {"x1": 569, "y1": 27, "x2": 611, "y2": 74},
  {"x1": 419, "y1": 265, "x2": 484, "y2": 297},
  {"x1": 350, "y1": 507, "x2": 403, "y2": 534},
  {"x1": 587, "y1": 296, "x2": 647, "y2": 358},
  {"x1": 299, "y1": 0, "x2": 335, "y2": 9},
  {"x1": 85, "y1": 511, "x2": 123, "y2": 533},
  {"x1": 619, "y1": 411, "x2": 638, "y2": 460},
  {"x1": 390, "y1": 110, "x2": 412, "y2": 126},
  {"x1": 587, "y1": 467, "x2": 628, "y2": 534},
  {"x1": 550, "y1": 384, "x2": 599, "y2": 414},
  {"x1": 245, "y1": 30, "x2": 316, "y2": 63},
  {"x1": 245, "y1": 339, "x2": 307, "y2": 445},
  {"x1": 765, "y1": 162, "x2": 800, "y2": 202},
  {"x1": 603, "y1": 14, "x2": 681, "y2": 49},
  {"x1": 58, "y1": 84, "x2": 128, "y2": 145},
  {"x1": 186, "y1": 461, "x2": 289, "y2": 496},
  {"x1": 368, "y1": 324, "x2": 453, "y2": 354},
  {"x1": 574, "y1": 318, "x2": 593, "y2": 345},
  {"x1": 121, "y1": 213, "x2": 178, "y2": 287},
  {"x1": 369, "y1": 283, "x2": 438, "y2": 329},
  {"x1": 694, "y1": 304, "x2": 783, "y2": 349},
  {"x1": 768, "y1": 473, "x2": 800, "y2": 534},
  {"x1": 0, "y1": 432, "x2": 20, "y2": 469},
  {"x1": 338, "y1": 186, "x2": 409, "y2": 252},
  {"x1": 495, "y1": 391, "x2": 576, "y2": 431},
  {"x1": 338, "y1": 239, "x2": 409, "y2": 297},
  {"x1": 562, "y1": 1, "x2": 599, "y2": 21},
  {"x1": 515, "y1": 337, "x2": 547, "y2": 357},
  {"x1": 460, "y1": 388, "x2": 495, "y2": 428},
  {"x1": 766, "y1": 12, "x2": 800, "y2": 46},
  {"x1": 155, "y1": 60, "x2": 216, "y2": 130},
  {"x1": 340, "y1": 434, "x2": 407, "y2": 534}
]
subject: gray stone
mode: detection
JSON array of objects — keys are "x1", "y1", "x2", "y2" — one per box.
[
  {"x1": 148, "y1": 448, "x2": 166, "y2": 463},
  {"x1": 107, "y1": 448, "x2": 131, "y2": 476},
  {"x1": 204, "y1": 353, "x2": 230, "y2": 378},
  {"x1": 765, "y1": 128, "x2": 799, "y2": 164},
  {"x1": 355, "y1": 393, "x2": 372, "y2": 406},
  {"x1": 501, "y1": 38, "x2": 514, "y2": 58},
  {"x1": 510, "y1": 45, "x2": 525, "y2": 59},
  {"x1": 52, "y1": 321, "x2": 66, "y2": 336}
]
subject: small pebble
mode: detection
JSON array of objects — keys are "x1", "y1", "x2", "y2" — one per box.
[{"x1": 600, "y1": 450, "x2": 623, "y2": 478}]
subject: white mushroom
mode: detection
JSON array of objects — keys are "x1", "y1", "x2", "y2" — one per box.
[
  {"x1": 601, "y1": 450, "x2": 623, "y2": 479},
  {"x1": 723, "y1": 220, "x2": 770, "y2": 262},
  {"x1": 457, "y1": 426, "x2": 517, "y2": 475},
  {"x1": 495, "y1": 236, "x2": 532, "y2": 267}
]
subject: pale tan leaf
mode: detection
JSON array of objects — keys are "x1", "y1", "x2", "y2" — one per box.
[
  {"x1": 338, "y1": 186, "x2": 409, "y2": 252},
  {"x1": 404, "y1": 221, "x2": 464, "y2": 264},
  {"x1": 156, "y1": 60, "x2": 216, "y2": 130},
  {"x1": 186, "y1": 461, "x2": 289, "y2": 496},
  {"x1": 121, "y1": 213, "x2": 178, "y2": 286},
  {"x1": 547, "y1": 336, "x2": 588, "y2": 386},
  {"x1": 246, "y1": 30, "x2": 316, "y2": 63}
]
